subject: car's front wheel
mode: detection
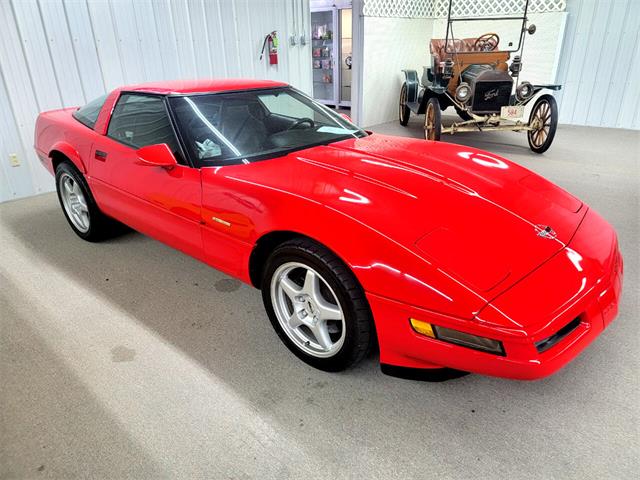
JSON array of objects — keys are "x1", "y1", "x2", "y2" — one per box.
[
  {"x1": 527, "y1": 94, "x2": 558, "y2": 154},
  {"x1": 262, "y1": 238, "x2": 373, "y2": 371},
  {"x1": 55, "y1": 162, "x2": 122, "y2": 242}
]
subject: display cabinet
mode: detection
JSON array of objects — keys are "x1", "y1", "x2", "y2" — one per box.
[{"x1": 311, "y1": 7, "x2": 352, "y2": 107}]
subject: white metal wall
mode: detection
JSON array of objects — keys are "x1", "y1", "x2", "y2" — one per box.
[
  {"x1": 555, "y1": 0, "x2": 640, "y2": 129},
  {"x1": 0, "y1": 0, "x2": 312, "y2": 203}
]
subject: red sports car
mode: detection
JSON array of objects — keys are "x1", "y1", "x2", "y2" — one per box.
[{"x1": 34, "y1": 79, "x2": 623, "y2": 380}]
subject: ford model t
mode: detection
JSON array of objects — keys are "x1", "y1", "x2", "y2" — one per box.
[{"x1": 399, "y1": 0, "x2": 561, "y2": 153}]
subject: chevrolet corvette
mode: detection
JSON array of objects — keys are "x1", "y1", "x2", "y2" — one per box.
[{"x1": 34, "y1": 79, "x2": 623, "y2": 379}]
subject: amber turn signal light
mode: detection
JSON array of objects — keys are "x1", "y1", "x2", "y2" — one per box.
[
  {"x1": 409, "y1": 318, "x2": 436, "y2": 338},
  {"x1": 409, "y1": 318, "x2": 505, "y2": 356}
]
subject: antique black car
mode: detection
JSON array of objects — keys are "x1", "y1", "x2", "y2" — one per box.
[{"x1": 399, "y1": 0, "x2": 561, "y2": 153}]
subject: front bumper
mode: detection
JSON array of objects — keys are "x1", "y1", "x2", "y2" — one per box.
[{"x1": 370, "y1": 209, "x2": 623, "y2": 380}]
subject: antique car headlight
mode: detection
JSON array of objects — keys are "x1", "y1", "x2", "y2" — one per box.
[
  {"x1": 455, "y1": 82, "x2": 471, "y2": 103},
  {"x1": 516, "y1": 81, "x2": 534, "y2": 101},
  {"x1": 410, "y1": 318, "x2": 505, "y2": 355}
]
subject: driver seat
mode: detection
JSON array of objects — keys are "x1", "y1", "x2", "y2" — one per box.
[
  {"x1": 429, "y1": 37, "x2": 481, "y2": 66},
  {"x1": 220, "y1": 103, "x2": 268, "y2": 156}
]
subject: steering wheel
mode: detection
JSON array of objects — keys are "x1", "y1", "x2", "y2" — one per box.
[
  {"x1": 474, "y1": 33, "x2": 500, "y2": 52},
  {"x1": 287, "y1": 118, "x2": 315, "y2": 130}
]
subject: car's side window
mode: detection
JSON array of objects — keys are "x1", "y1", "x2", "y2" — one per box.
[
  {"x1": 107, "y1": 94, "x2": 180, "y2": 156},
  {"x1": 72, "y1": 94, "x2": 107, "y2": 129}
]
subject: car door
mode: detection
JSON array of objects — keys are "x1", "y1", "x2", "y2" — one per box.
[{"x1": 89, "y1": 93, "x2": 203, "y2": 260}]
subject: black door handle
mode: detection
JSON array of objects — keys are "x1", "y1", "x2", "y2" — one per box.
[{"x1": 95, "y1": 150, "x2": 108, "y2": 161}]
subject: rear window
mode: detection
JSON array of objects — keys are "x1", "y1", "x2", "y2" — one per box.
[{"x1": 72, "y1": 94, "x2": 107, "y2": 129}]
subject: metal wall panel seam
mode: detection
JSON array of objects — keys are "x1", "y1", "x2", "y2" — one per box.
[
  {"x1": 215, "y1": 0, "x2": 230, "y2": 77},
  {"x1": 230, "y1": 0, "x2": 243, "y2": 78},
  {"x1": 582, "y1": 0, "x2": 613, "y2": 124},
  {"x1": 9, "y1": 0, "x2": 46, "y2": 113},
  {"x1": 592, "y1": 0, "x2": 629, "y2": 127},
  {"x1": 556, "y1": 0, "x2": 582, "y2": 123},
  {"x1": 35, "y1": 0, "x2": 71, "y2": 107},
  {"x1": 570, "y1": 0, "x2": 597, "y2": 124},
  {"x1": 244, "y1": 0, "x2": 258, "y2": 78},
  {"x1": 60, "y1": 0, "x2": 88, "y2": 103},
  {"x1": 2, "y1": 1, "x2": 45, "y2": 193},
  {"x1": 0, "y1": 73, "x2": 22, "y2": 200},
  {"x1": 107, "y1": 0, "x2": 129, "y2": 84},
  {"x1": 69, "y1": 0, "x2": 107, "y2": 96},
  {"x1": 619, "y1": 26, "x2": 640, "y2": 128}
]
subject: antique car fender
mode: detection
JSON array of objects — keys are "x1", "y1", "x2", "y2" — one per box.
[
  {"x1": 401, "y1": 69, "x2": 449, "y2": 115},
  {"x1": 401, "y1": 69, "x2": 420, "y2": 104},
  {"x1": 519, "y1": 84, "x2": 562, "y2": 105}
]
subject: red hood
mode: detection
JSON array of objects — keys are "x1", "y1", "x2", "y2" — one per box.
[{"x1": 285, "y1": 134, "x2": 585, "y2": 296}]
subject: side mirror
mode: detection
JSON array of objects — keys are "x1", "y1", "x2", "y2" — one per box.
[
  {"x1": 340, "y1": 113, "x2": 353, "y2": 123},
  {"x1": 136, "y1": 143, "x2": 178, "y2": 169}
]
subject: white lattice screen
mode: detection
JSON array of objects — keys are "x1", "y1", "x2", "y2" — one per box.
[{"x1": 363, "y1": 0, "x2": 566, "y2": 18}]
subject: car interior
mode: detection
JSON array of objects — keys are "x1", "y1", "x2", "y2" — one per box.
[{"x1": 169, "y1": 90, "x2": 360, "y2": 164}]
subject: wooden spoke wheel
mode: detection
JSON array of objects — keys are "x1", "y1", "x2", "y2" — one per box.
[
  {"x1": 399, "y1": 83, "x2": 410, "y2": 126},
  {"x1": 527, "y1": 94, "x2": 558, "y2": 154},
  {"x1": 424, "y1": 97, "x2": 441, "y2": 141}
]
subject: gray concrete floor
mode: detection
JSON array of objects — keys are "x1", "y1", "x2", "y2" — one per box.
[{"x1": 1, "y1": 119, "x2": 638, "y2": 479}]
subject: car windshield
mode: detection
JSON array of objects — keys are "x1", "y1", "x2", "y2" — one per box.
[
  {"x1": 440, "y1": 0, "x2": 528, "y2": 53},
  {"x1": 168, "y1": 87, "x2": 366, "y2": 166}
]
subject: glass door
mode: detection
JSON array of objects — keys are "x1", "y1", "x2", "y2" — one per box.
[
  {"x1": 339, "y1": 8, "x2": 352, "y2": 106},
  {"x1": 311, "y1": 9, "x2": 337, "y2": 105}
]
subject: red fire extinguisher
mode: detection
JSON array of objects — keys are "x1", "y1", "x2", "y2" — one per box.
[{"x1": 260, "y1": 31, "x2": 279, "y2": 65}]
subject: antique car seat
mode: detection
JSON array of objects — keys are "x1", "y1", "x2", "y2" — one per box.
[{"x1": 429, "y1": 37, "x2": 484, "y2": 71}]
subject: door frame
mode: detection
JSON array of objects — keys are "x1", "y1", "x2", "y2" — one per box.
[{"x1": 350, "y1": 0, "x2": 364, "y2": 125}]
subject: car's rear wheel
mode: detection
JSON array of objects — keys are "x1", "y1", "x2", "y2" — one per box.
[
  {"x1": 424, "y1": 97, "x2": 441, "y2": 141},
  {"x1": 262, "y1": 238, "x2": 372, "y2": 371},
  {"x1": 399, "y1": 83, "x2": 410, "y2": 126},
  {"x1": 55, "y1": 162, "x2": 122, "y2": 242},
  {"x1": 527, "y1": 94, "x2": 558, "y2": 154}
]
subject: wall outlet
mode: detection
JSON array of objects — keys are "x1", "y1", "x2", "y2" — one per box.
[{"x1": 9, "y1": 153, "x2": 20, "y2": 167}]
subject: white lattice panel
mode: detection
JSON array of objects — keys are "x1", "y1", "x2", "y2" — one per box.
[
  {"x1": 363, "y1": 0, "x2": 566, "y2": 18},
  {"x1": 362, "y1": 0, "x2": 435, "y2": 18}
]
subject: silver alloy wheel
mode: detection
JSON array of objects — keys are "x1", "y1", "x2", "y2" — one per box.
[
  {"x1": 59, "y1": 172, "x2": 90, "y2": 233},
  {"x1": 270, "y1": 262, "x2": 346, "y2": 358}
]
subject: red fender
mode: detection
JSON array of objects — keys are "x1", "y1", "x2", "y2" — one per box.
[{"x1": 50, "y1": 141, "x2": 87, "y2": 174}]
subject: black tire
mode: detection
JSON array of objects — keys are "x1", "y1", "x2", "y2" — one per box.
[
  {"x1": 54, "y1": 161, "x2": 123, "y2": 242},
  {"x1": 455, "y1": 106, "x2": 472, "y2": 121},
  {"x1": 399, "y1": 83, "x2": 410, "y2": 126},
  {"x1": 261, "y1": 238, "x2": 373, "y2": 372},
  {"x1": 424, "y1": 97, "x2": 441, "y2": 141},
  {"x1": 527, "y1": 94, "x2": 558, "y2": 154}
]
